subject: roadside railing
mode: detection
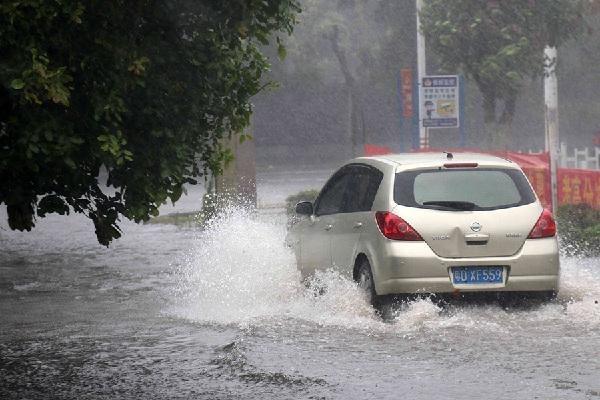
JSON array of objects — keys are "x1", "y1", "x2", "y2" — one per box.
[
  {"x1": 559, "y1": 144, "x2": 600, "y2": 170},
  {"x1": 529, "y1": 145, "x2": 600, "y2": 170}
]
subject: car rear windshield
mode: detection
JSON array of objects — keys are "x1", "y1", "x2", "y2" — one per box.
[{"x1": 394, "y1": 168, "x2": 536, "y2": 211}]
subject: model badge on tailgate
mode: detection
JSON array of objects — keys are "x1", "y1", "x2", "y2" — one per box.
[
  {"x1": 432, "y1": 235, "x2": 450, "y2": 240},
  {"x1": 506, "y1": 233, "x2": 523, "y2": 238}
]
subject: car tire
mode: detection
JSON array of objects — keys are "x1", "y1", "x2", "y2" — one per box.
[
  {"x1": 536, "y1": 290, "x2": 558, "y2": 302},
  {"x1": 356, "y1": 258, "x2": 380, "y2": 307}
]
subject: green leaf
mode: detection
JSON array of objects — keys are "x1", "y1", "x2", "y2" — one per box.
[
  {"x1": 239, "y1": 133, "x2": 253, "y2": 144},
  {"x1": 278, "y1": 43, "x2": 287, "y2": 60},
  {"x1": 170, "y1": 185, "x2": 183, "y2": 203},
  {"x1": 506, "y1": 71, "x2": 520, "y2": 81},
  {"x1": 10, "y1": 79, "x2": 25, "y2": 90},
  {"x1": 65, "y1": 158, "x2": 77, "y2": 169},
  {"x1": 38, "y1": 195, "x2": 70, "y2": 217}
]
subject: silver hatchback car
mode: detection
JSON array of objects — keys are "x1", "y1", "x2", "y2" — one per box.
[{"x1": 286, "y1": 152, "x2": 559, "y2": 304}]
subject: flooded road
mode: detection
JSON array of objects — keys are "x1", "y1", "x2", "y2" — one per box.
[{"x1": 1, "y1": 170, "x2": 599, "y2": 399}]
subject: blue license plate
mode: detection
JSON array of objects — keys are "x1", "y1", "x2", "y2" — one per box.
[{"x1": 451, "y1": 266, "x2": 503, "y2": 284}]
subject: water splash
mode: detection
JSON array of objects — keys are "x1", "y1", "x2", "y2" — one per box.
[
  {"x1": 171, "y1": 207, "x2": 600, "y2": 333},
  {"x1": 557, "y1": 257, "x2": 600, "y2": 326},
  {"x1": 172, "y1": 207, "x2": 301, "y2": 325},
  {"x1": 171, "y1": 207, "x2": 378, "y2": 329}
]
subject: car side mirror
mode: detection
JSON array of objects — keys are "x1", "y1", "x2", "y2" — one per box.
[{"x1": 295, "y1": 201, "x2": 313, "y2": 216}]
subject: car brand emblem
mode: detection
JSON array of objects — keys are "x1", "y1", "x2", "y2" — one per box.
[{"x1": 470, "y1": 222, "x2": 482, "y2": 232}]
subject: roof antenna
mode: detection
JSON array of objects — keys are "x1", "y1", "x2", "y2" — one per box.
[{"x1": 444, "y1": 151, "x2": 454, "y2": 160}]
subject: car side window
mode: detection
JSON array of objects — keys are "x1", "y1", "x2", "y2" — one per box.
[
  {"x1": 345, "y1": 165, "x2": 384, "y2": 213},
  {"x1": 315, "y1": 171, "x2": 352, "y2": 216}
]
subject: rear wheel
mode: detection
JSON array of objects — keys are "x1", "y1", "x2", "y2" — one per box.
[
  {"x1": 497, "y1": 290, "x2": 558, "y2": 307},
  {"x1": 356, "y1": 259, "x2": 380, "y2": 307},
  {"x1": 531, "y1": 290, "x2": 558, "y2": 302}
]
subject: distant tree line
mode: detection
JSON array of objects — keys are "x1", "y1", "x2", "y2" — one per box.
[
  {"x1": 254, "y1": 0, "x2": 597, "y2": 159},
  {"x1": 420, "y1": 0, "x2": 585, "y2": 147}
]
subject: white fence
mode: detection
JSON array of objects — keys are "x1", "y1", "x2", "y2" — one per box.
[
  {"x1": 559, "y1": 144, "x2": 600, "y2": 170},
  {"x1": 527, "y1": 145, "x2": 600, "y2": 170}
]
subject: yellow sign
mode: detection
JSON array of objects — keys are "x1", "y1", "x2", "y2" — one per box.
[{"x1": 436, "y1": 100, "x2": 456, "y2": 117}]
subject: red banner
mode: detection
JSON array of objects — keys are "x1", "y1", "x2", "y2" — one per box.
[
  {"x1": 557, "y1": 168, "x2": 600, "y2": 208},
  {"x1": 364, "y1": 144, "x2": 393, "y2": 156},
  {"x1": 521, "y1": 167, "x2": 552, "y2": 209},
  {"x1": 400, "y1": 69, "x2": 413, "y2": 118}
]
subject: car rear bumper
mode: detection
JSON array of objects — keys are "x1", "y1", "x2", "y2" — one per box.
[
  {"x1": 377, "y1": 274, "x2": 559, "y2": 294},
  {"x1": 371, "y1": 237, "x2": 560, "y2": 295}
]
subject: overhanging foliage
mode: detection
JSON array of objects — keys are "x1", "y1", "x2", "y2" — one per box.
[{"x1": 0, "y1": 0, "x2": 299, "y2": 245}]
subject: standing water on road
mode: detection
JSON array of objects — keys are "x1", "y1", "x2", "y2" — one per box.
[{"x1": 1, "y1": 178, "x2": 599, "y2": 399}]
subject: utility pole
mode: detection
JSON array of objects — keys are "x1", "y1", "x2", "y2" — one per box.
[
  {"x1": 544, "y1": 46, "x2": 559, "y2": 213},
  {"x1": 416, "y1": 0, "x2": 428, "y2": 149}
]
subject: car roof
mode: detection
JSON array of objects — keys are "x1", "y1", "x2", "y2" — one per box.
[{"x1": 353, "y1": 152, "x2": 518, "y2": 169}]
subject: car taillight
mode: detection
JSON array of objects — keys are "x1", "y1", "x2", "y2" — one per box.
[
  {"x1": 528, "y1": 209, "x2": 557, "y2": 239},
  {"x1": 375, "y1": 211, "x2": 423, "y2": 241}
]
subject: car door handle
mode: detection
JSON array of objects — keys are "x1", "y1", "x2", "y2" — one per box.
[
  {"x1": 353, "y1": 222, "x2": 363, "y2": 229},
  {"x1": 324, "y1": 224, "x2": 333, "y2": 231}
]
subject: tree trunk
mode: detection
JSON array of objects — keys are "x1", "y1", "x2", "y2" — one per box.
[
  {"x1": 481, "y1": 87, "x2": 516, "y2": 150},
  {"x1": 485, "y1": 121, "x2": 510, "y2": 150},
  {"x1": 214, "y1": 131, "x2": 257, "y2": 209},
  {"x1": 348, "y1": 88, "x2": 363, "y2": 157},
  {"x1": 498, "y1": 93, "x2": 516, "y2": 149},
  {"x1": 329, "y1": 25, "x2": 363, "y2": 157}
]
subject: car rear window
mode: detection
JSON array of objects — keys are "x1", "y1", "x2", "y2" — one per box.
[{"x1": 394, "y1": 168, "x2": 536, "y2": 211}]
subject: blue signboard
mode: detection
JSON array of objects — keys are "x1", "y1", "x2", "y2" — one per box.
[{"x1": 420, "y1": 75, "x2": 460, "y2": 129}]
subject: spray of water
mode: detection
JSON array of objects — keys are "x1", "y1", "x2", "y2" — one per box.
[
  {"x1": 171, "y1": 207, "x2": 600, "y2": 332},
  {"x1": 171, "y1": 207, "x2": 379, "y2": 329}
]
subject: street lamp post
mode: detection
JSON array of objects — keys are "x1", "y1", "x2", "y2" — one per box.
[
  {"x1": 544, "y1": 46, "x2": 559, "y2": 213},
  {"x1": 416, "y1": 0, "x2": 428, "y2": 149}
]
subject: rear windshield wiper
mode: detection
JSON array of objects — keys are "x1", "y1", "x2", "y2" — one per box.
[{"x1": 421, "y1": 200, "x2": 477, "y2": 211}]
